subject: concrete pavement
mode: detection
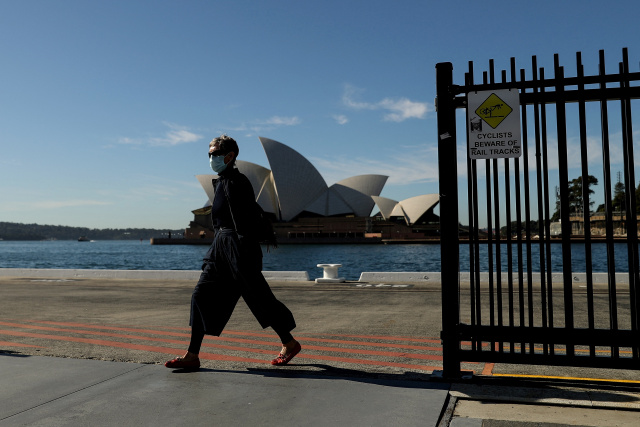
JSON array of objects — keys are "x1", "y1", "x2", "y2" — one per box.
[
  {"x1": 2, "y1": 354, "x2": 640, "y2": 427},
  {"x1": 1, "y1": 270, "x2": 640, "y2": 426},
  {"x1": 0, "y1": 355, "x2": 449, "y2": 426}
]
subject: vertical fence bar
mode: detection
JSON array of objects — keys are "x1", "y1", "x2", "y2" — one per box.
[
  {"x1": 507, "y1": 61, "x2": 517, "y2": 351},
  {"x1": 471, "y1": 62, "x2": 482, "y2": 341},
  {"x1": 512, "y1": 59, "x2": 526, "y2": 355},
  {"x1": 465, "y1": 68, "x2": 477, "y2": 352},
  {"x1": 619, "y1": 49, "x2": 640, "y2": 358},
  {"x1": 491, "y1": 62, "x2": 504, "y2": 354},
  {"x1": 482, "y1": 68, "x2": 496, "y2": 355},
  {"x1": 493, "y1": 156, "x2": 503, "y2": 354},
  {"x1": 505, "y1": 155, "x2": 513, "y2": 345},
  {"x1": 532, "y1": 56, "x2": 549, "y2": 356},
  {"x1": 620, "y1": 60, "x2": 634, "y2": 359},
  {"x1": 473, "y1": 158, "x2": 482, "y2": 334},
  {"x1": 554, "y1": 55, "x2": 575, "y2": 357},
  {"x1": 539, "y1": 67, "x2": 555, "y2": 356},
  {"x1": 436, "y1": 62, "x2": 461, "y2": 377},
  {"x1": 519, "y1": 66, "x2": 534, "y2": 353},
  {"x1": 620, "y1": 59, "x2": 634, "y2": 357},
  {"x1": 486, "y1": 156, "x2": 494, "y2": 324},
  {"x1": 502, "y1": 66, "x2": 513, "y2": 349},
  {"x1": 598, "y1": 49, "x2": 619, "y2": 358},
  {"x1": 576, "y1": 52, "x2": 596, "y2": 357}
]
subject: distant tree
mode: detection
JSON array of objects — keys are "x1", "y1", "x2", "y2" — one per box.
[
  {"x1": 551, "y1": 175, "x2": 598, "y2": 221},
  {"x1": 571, "y1": 175, "x2": 598, "y2": 214},
  {"x1": 612, "y1": 178, "x2": 625, "y2": 213},
  {"x1": 0, "y1": 222, "x2": 183, "y2": 241},
  {"x1": 590, "y1": 175, "x2": 640, "y2": 215}
]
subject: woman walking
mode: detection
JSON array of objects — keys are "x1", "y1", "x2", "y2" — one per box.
[{"x1": 165, "y1": 135, "x2": 300, "y2": 370}]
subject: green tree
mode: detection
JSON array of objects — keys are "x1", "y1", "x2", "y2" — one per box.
[
  {"x1": 612, "y1": 179, "x2": 625, "y2": 213},
  {"x1": 591, "y1": 175, "x2": 640, "y2": 215},
  {"x1": 551, "y1": 175, "x2": 598, "y2": 221}
]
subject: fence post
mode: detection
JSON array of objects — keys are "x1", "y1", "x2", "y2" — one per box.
[{"x1": 436, "y1": 62, "x2": 461, "y2": 378}]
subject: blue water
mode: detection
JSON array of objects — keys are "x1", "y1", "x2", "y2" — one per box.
[{"x1": 0, "y1": 240, "x2": 635, "y2": 281}]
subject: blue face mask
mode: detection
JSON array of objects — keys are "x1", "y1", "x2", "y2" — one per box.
[{"x1": 209, "y1": 155, "x2": 228, "y2": 173}]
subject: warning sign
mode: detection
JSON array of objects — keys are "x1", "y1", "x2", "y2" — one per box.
[
  {"x1": 475, "y1": 93, "x2": 513, "y2": 128},
  {"x1": 467, "y1": 89, "x2": 521, "y2": 159}
]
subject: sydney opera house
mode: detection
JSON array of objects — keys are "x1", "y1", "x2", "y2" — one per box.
[{"x1": 182, "y1": 137, "x2": 440, "y2": 243}]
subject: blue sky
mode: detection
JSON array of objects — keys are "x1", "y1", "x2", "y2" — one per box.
[{"x1": 1, "y1": 1, "x2": 638, "y2": 230}]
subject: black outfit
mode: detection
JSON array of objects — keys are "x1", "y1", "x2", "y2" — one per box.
[{"x1": 188, "y1": 166, "x2": 296, "y2": 354}]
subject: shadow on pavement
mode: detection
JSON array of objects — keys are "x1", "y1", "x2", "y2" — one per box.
[
  {"x1": 170, "y1": 363, "x2": 450, "y2": 390},
  {"x1": 0, "y1": 351, "x2": 32, "y2": 358}
]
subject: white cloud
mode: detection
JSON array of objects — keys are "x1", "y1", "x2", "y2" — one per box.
[
  {"x1": 378, "y1": 98, "x2": 429, "y2": 122},
  {"x1": 230, "y1": 115, "x2": 301, "y2": 135},
  {"x1": 119, "y1": 123, "x2": 203, "y2": 147},
  {"x1": 258, "y1": 116, "x2": 301, "y2": 126},
  {"x1": 333, "y1": 114, "x2": 349, "y2": 125},
  {"x1": 118, "y1": 137, "x2": 139, "y2": 145},
  {"x1": 341, "y1": 84, "x2": 430, "y2": 122},
  {"x1": 342, "y1": 85, "x2": 376, "y2": 110}
]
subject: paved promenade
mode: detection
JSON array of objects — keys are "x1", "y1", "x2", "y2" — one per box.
[{"x1": 1, "y1": 270, "x2": 640, "y2": 426}]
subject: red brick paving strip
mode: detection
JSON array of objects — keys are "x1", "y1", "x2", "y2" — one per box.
[{"x1": 0, "y1": 319, "x2": 481, "y2": 373}]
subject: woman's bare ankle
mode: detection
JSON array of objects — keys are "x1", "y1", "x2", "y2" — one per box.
[
  {"x1": 283, "y1": 339, "x2": 298, "y2": 352},
  {"x1": 183, "y1": 351, "x2": 199, "y2": 361}
]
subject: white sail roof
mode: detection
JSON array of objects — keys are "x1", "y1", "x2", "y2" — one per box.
[
  {"x1": 236, "y1": 160, "x2": 278, "y2": 214},
  {"x1": 371, "y1": 196, "x2": 400, "y2": 220},
  {"x1": 196, "y1": 174, "x2": 216, "y2": 204},
  {"x1": 400, "y1": 194, "x2": 440, "y2": 224},
  {"x1": 372, "y1": 194, "x2": 439, "y2": 225},
  {"x1": 259, "y1": 137, "x2": 328, "y2": 221},
  {"x1": 333, "y1": 175, "x2": 388, "y2": 217}
]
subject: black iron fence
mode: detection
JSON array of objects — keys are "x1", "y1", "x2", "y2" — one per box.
[{"x1": 436, "y1": 48, "x2": 640, "y2": 378}]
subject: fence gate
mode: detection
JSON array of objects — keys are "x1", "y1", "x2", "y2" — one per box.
[{"x1": 436, "y1": 48, "x2": 640, "y2": 378}]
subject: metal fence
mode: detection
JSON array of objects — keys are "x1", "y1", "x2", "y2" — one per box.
[{"x1": 436, "y1": 48, "x2": 640, "y2": 378}]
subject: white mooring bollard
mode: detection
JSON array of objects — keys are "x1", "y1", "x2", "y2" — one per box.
[{"x1": 315, "y1": 264, "x2": 345, "y2": 283}]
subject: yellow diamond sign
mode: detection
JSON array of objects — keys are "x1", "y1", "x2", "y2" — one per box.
[{"x1": 475, "y1": 93, "x2": 512, "y2": 129}]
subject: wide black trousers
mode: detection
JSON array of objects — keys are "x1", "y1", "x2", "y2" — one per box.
[{"x1": 190, "y1": 229, "x2": 296, "y2": 336}]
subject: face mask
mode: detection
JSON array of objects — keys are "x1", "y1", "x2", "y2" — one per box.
[{"x1": 209, "y1": 155, "x2": 228, "y2": 173}]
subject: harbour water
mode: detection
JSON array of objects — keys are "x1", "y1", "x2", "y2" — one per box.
[{"x1": 0, "y1": 240, "x2": 635, "y2": 281}]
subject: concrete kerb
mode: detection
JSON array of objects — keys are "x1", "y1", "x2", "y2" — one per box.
[
  {"x1": 359, "y1": 272, "x2": 632, "y2": 285},
  {"x1": 0, "y1": 268, "x2": 309, "y2": 282},
  {"x1": 0, "y1": 269, "x2": 630, "y2": 285}
]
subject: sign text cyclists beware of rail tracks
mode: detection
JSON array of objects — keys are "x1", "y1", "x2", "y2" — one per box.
[{"x1": 467, "y1": 89, "x2": 521, "y2": 159}]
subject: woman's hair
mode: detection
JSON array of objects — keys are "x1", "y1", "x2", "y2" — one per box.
[{"x1": 210, "y1": 134, "x2": 239, "y2": 158}]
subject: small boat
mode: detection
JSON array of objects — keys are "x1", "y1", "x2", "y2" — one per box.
[{"x1": 78, "y1": 236, "x2": 90, "y2": 242}]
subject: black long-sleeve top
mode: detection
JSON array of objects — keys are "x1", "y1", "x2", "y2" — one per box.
[{"x1": 211, "y1": 166, "x2": 259, "y2": 237}]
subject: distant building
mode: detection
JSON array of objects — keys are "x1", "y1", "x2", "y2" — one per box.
[{"x1": 184, "y1": 137, "x2": 440, "y2": 243}]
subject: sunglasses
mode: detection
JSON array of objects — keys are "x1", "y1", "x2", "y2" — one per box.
[{"x1": 209, "y1": 150, "x2": 226, "y2": 158}]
